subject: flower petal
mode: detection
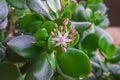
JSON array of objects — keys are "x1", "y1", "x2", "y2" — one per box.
[
  {"x1": 55, "y1": 42, "x2": 61, "y2": 47},
  {"x1": 64, "y1": 39, "x2": 73, "y2": 42},
  {"x1": 58, "y1": 30, "x2": 62, "y2": 38},
  {"x1": 53, "y1": 38, "x2": 60, "y2": 41},
  {"x1": 63, "y1": 32, "x2": 69, "y2": 38},
  {"x1": 62, "y1": 41, "x2": 67, "y2": 47}
]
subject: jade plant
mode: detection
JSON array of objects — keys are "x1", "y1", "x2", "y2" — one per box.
[{"x1": 0, "y1": 0, "x2": 120, "y2": 80}]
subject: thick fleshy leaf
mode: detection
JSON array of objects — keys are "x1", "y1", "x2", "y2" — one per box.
[
  {"x1": 94, "y1": 3, "x2": 107, "y2": 15},
  {"x1": 95, "y1": 27, "x2": 116, "y2": 58},
  {"x1": 54, "y1": 0, "x2": 61, "y2": 11},
  {"x1": 56, "y1": 48, "x2": 91, "y2": 78},
  {"x1": 91, "y1": 61, "x2": 102, "y2": 78},
  {"x1": 87, "y1": 0, "x2": 103, "y2": 4},
  {"x1": 35, "y1": 28, "x2": 48, "y2": 41},
  {"x1": 0, "y1": 44, "x2": 5, "y2": 60},
  {"x1": 72, "y1": 4, "x2": 88, "y2": 21},
  {"x1": 46, "y1": 0, "x2": 57, "y2": 13},
  {"x1": 47, "y1": 52, "x2": 56, "y2": 70},
  {"x1": 42, "y1": 21, "x2": 55, "y2": 34},
  {"x1": 81, "y1": 34, "x2": 99, "y2": 53},
  {"x1": 109, "y1": 65, "x2": 120, "y2": 80},
  {"x1": 48, "y1": 37, "x2": 55, "y2": 51},
  {"x1": 24, "y1": 71, "x2": 35, "y2": 80},
  {"x1": 19, "y1": 14, "x2": 44, "y2": 34},
  {"x1": 61, "y1": 9, "x2": 72, "y2": 19},
  {"x1": 14, "y1": 8, "x2": 29, "y2": 16},
  {"x1": 0, "y1": 0, "x2": 8, "y2": 21},
  {"x1": 0, "y1": 62, "x2": 22, "y2": 80},
  {"x1": 35, "y1": 41, "x2": 47, "y2": 48},
  {"x1": 108, "y1": 47, "x2": 120, "y2": 63},
  {"x1": 0, "y1": 18, "x2": 8, "y2": 30},
  {"x1": 95, "y1": 27, "x2": 114, "y2": 44},
  {"x1": 91, "y1": 53, "x2": 109, "y2": 72},
  {"x1": 99, "y1": 18, "x2": 110, "y2": 29},
  {"x1": 86, "y1": 8, "x2": 93, "y2": 20},
  {"x1": 64, "y1": 3, "x2": 77, "y2": 13},
  {"x1": 6, "y1": 35, "x2": 38, "y2": 62},
  {"x1": 6, "y1": 0, "x2": 27, "y2": 9},
  {"x1": 30, "y1": 52, "x2": 53, "y2": 80},
  {"x1": 27, "y1": 0, "x2": 53, "y2": 20},
  {"x1": 72, "y1": 22, "x2": 91, "y2": 32}
]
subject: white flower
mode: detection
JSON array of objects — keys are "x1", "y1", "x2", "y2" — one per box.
[{"x1": 52, "y1": 31, "x2": 73, "y2": 47}]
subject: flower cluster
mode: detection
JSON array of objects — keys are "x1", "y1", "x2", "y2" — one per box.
[{"x1": 50, "y1": 19, "x2": 76, "y2": 53}]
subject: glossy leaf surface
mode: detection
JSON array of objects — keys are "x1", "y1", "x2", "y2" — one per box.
[
  {"x1": 56, "y1": 48, "x2": 91, "y2": 78},
  {"x1": 0, "y1": 62, "x2": 21, "y2": 80}
]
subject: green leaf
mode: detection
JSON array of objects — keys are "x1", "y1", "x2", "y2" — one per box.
[
  {"x1": 0, "y1": 18, "x2": 8, "y2": 30},
  {"x1": 19, "y1": 14, "x2": 44, "y2": 34},
  {"x1": 99, "y1": 18, "x2": 110, "y2": 29},
  {"x1": 95, "y1": 27, "x2": 113, "y2": 44},
  {"x1": 35, "y1": 28, "x2": 48, "y2": 41},
  {"x1": 54, "y1": 0, "x2": 61, "y2": 11},
  {"x1": 42, "y1": 21, "x2": 55, "y2": 34},
  {"x1": 24, "y1": 71, "x2": 35, "y2": 80},
  {"x1": 47, "y1": 51, "x2": 56, "y2": 70},
  {"x1": 0, "y1": 62, "x2": 22, "y2": 80},
  {"x1": 46, "y1": 0, "x2": 57, "y2": 13},
  {"x1": 94, "y1": 3, "x2": 107, "y2": 15},
  {"x1": 95, "y1": 27, "x2": 116, "y2": 58},
  {"x1": 87, "y1": 0, "x2": 103, "y2": 4},
  {"x1": 48, "y1": 37, "x2": 55, "y2": 51},
  {"x1": 0, "y1": 0, "x2": 8, "y2": 21},
  {"x1": 72, "y1": 4, "x2": 88, "y2": 21},
  {"x1": 56, "y1": 48, "x2": 91, "y2": 78},
  {"x1": 64, "y1": 3, "x2": 77, "y2": 13},
  {"x1": 14, "y1": 8, "x2": 29, "y2": 16},
  {"x1": 0, "y1": 44, "x2": 5, "y2": 60},
  {"x1": 81, "y1": 34, "x2": 99, "y2": 52},
  {"x1": 6, "y1": 35, "x2": 38, "y2": 62},
  {"x1": 6, "y1": 0, "x2": 27, "y2": 9},
  {"x1": 109, "y1": 65, "x2": 120, "y2": 80},
  {"x1": 86, "y1": 8, "x2": 93, "y2": 20},
  {"x1": 106, "y1": 44, "x2": 116, "y2": 58},
  {"x1": 27, "y1": 0, "x2": 53, "y2": 20},
  {"x1": 72, "y1": 22, "x2": 91, "y2": 32},
  {"x1": 61, "y1": 9, "x2": 72, "y2": 19},
  {"x1": 108, "y1": 47, "x2": 120, "y2": 63},
  {"x1": 30, "y1": 52, "x2": 53, "y2": 80},
  {"x1": 35, "y1": 41, "x2": 47, "y2": 48},
  {"x1": 28, "y1": 21, "x2": 43, "y2": 34},
  {"x1": 91, "y1": 61, "x2": 102, "y2": 78}
]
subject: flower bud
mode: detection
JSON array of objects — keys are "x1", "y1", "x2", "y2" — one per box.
[
  {"x1": 59, "y1": 26, "x2": 63, "y2": 31},
  {"x1": 71, "y1": 0, "x2": 77, "y2": 3},
  {"x1": 50, "y1": 32, "x2": 55, "y2": 36},
  {"x1": 62, "y1": 47, "x2": 67, "y2": 53},
  {"x1": 63, "y1": 19, "x2": 69, "y2": 26}
]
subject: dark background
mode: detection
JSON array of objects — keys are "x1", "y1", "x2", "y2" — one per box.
[{"x1": 104, "y1": 0, "x2": 120, "y2": 26}]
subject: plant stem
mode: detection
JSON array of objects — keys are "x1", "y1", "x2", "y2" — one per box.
[{"x1": 0, "y1": 30, "x2": 5, "y2": 41}]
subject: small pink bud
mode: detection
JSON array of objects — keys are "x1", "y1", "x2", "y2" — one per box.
[
  {"x1": 71, "y1": 30, "x2": 76, "y2": 35},
  {"x1": 50, "y1": 32, "x2": 55, "y2": 36},
  {"x1": 52, "y1": 41, "x2": 55, "y2": 44},
  {"x1": 71, "y1": 0, "x2": 77, "y2": 3},
  {"x1": 63, "y1": 19, "x2": 69, "y2": 25},
  {"x1": 59, "y1": 26, "x2": 63, "y2": 31},
  {"x1": 62, "y1": 47, "x2": 67, "y2": 53}
]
